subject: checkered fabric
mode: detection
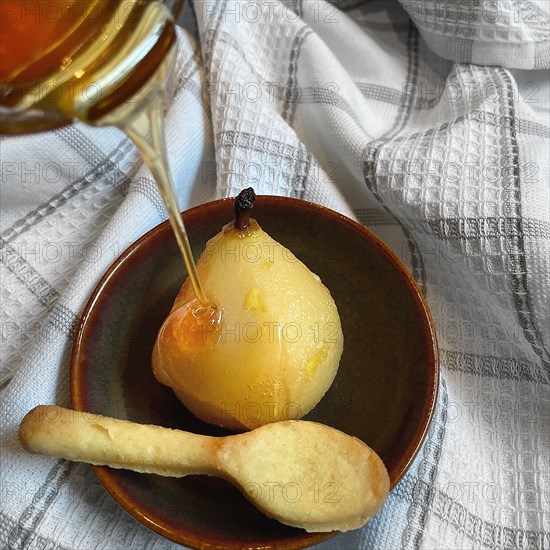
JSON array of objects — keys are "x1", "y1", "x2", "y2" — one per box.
[{"x1": 1, "y1": 1, "x2": 548, "y2": 549}]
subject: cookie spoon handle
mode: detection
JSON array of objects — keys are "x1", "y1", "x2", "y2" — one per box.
[{"x1": 19, "y1": 405, "x2": 219, "y2": 477}]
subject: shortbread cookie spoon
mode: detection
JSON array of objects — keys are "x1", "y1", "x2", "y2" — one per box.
[{"x1": 20, "y1": 405, "x2": 389, "y2": 533}]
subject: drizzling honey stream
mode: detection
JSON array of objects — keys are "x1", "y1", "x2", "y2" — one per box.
[{"x1": 1, "y1": 0, "x2": 219, "y2": 328}]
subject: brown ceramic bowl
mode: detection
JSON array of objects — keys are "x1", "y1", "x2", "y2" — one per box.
[{"x1": 70, "y1": 196, "x2": 438, "y2": 549}]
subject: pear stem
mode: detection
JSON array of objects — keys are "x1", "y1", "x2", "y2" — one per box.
[{"x1": 234, "y1": 188, "x2": 256, "y2": 230}]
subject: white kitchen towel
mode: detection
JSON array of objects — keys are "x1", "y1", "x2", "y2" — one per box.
[{"x1": 1, "y1": 1, "x2": 549, "y2": 549}]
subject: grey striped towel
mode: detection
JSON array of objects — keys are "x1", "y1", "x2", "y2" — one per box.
[{"x1": 1, "y1": 1, "x2": 548, "y2": 549}]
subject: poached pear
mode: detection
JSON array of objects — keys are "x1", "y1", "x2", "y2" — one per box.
[{"x1": 152, "y1": 189, "x2": 343, "y2": 430}]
